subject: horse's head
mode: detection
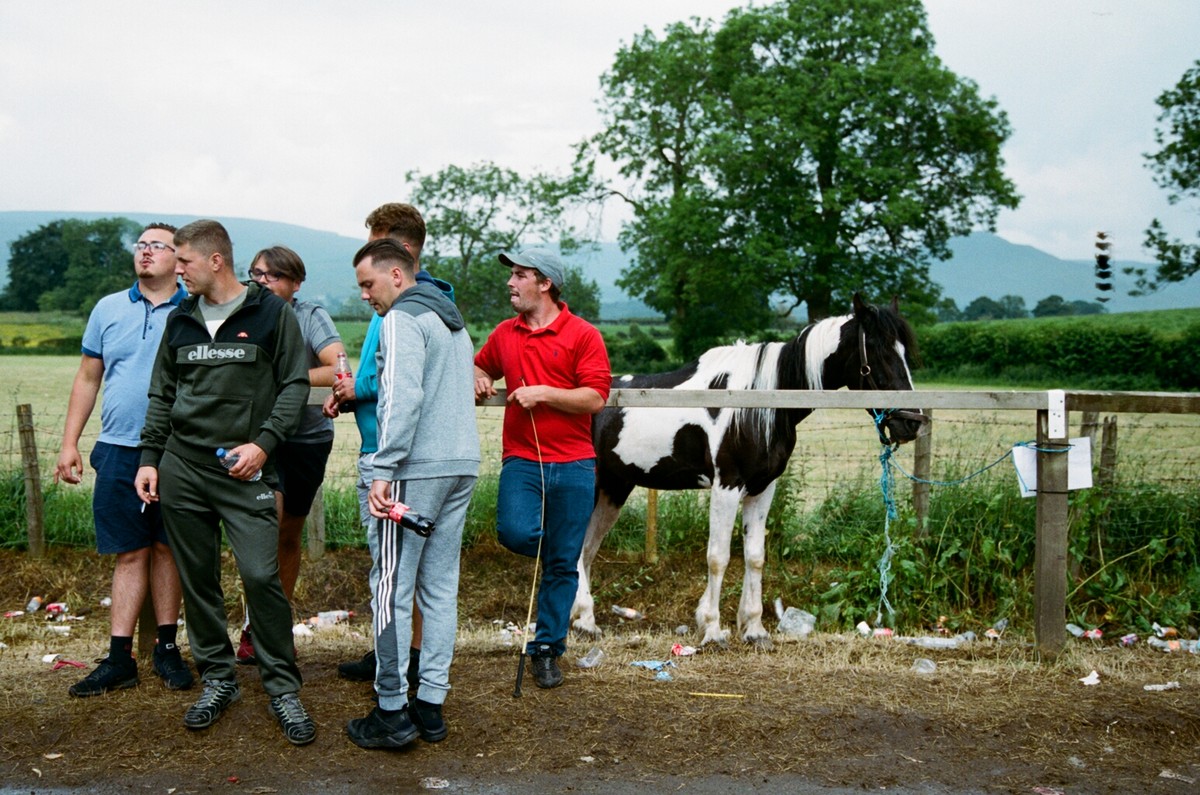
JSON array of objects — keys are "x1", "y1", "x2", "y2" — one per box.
[{"x1": 837, "y1": 294, "x2": 927, "y2": 445}]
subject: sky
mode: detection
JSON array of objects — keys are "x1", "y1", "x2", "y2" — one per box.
[{"x1": 1, "y1": 1, "x2": 1198, "y2": 265}]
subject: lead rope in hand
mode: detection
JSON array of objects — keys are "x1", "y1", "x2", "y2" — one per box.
[{"x1": 514, "y1": 380, "x2": 546, "y2": 698}]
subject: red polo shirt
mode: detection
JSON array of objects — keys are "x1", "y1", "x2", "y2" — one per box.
[{"x1": 475, "y1": 302, "x2": 611, "y2": 463}]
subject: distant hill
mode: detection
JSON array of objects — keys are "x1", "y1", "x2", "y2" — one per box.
[{"x1": 2, "y1": 211, "x2": 1197, "y2": 319}]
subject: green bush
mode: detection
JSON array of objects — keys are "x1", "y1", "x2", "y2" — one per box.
[{"x1": 918, "y1": 317, "x2": 1196, "y2": 389}]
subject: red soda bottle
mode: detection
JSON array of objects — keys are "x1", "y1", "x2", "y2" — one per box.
[{"x1": 387, "y1": 502, "x2": 436, "y2": 537}]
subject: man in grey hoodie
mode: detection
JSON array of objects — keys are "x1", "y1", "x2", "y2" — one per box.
[{"x1": 344, "y1": 238, "x2": 480, "y2": 750}]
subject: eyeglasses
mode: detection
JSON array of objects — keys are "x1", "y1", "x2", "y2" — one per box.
[
  {"x1": 134, "y1": 241, "x2": 175, "y2": 253},
  {"x1": 248, "y1": 267, "x2": 284, "y2": 283}
]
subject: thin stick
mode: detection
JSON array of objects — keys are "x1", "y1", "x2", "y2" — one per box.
[{"x1": 514, "y1": 380, "x2": 546, "y2": 698}]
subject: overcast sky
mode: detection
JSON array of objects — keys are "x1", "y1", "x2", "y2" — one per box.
[{"x1": 1, "y1": 1, "x2": 1197, "y2": 264}]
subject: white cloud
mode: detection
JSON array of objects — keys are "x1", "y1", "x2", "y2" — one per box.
[{"x1": 1, "y1": 0, "x2": 1198, "y2": 263}]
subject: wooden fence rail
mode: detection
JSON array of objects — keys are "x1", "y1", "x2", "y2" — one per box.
[
  {"x1": 480, "y1": 388, "x2": 1200, "y2": 659},
  {"x1": 19, "y1": 388, "x2": 1200, "y2": 660}
]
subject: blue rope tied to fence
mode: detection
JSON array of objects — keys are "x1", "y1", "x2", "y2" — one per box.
[
  {"x1": 875, "y1": 442, "x2": 898, "y2": 625},
  {"x1": 869, "y1": 405, "x2": 1075, "y2": 627}
]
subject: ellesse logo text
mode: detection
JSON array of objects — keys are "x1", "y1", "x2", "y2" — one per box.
[{"x1": 186, "y1": 345, "x2": 247, "y2": 361}]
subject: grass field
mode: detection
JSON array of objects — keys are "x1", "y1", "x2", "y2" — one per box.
[{"x1": 6, "y1": 355, "x2": 1199, "y2": 503}]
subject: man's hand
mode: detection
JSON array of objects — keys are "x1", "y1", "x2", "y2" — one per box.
[
  {"x1": 332, "y1": 376, "x2": 357, "y2": 404},
  {"x1": 54, "y1": 446, "x2": 84, "y2": 485},
  {"x1": 224, "y1": 443, "x2": 266, "y2": 480},
  {"x1": 474, "y1": 367, "x2": 496, "y2": 402},
  {"x1": 135, "y1": 466, "x2": 159, "y2": 504},
  {"x1": 507, "y1": 384, "x2": 550, "y2": 410},
  {"x1": 321, "y1": 392, "x2": 340, "y2": 419},
  {"x1": 367, "y1": 479, "x2": 394, "y2": 519}
]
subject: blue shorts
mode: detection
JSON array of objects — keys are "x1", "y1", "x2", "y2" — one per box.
[
  {"x1": 90, "y1": 441, "x2": 168, "y2": 554},
  {"x1": 276, "y1": 439, "x2": 333, "y2": 517}
]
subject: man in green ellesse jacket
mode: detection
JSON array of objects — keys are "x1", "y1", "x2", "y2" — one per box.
[{"x1": 135, "y1": 219, "x2": 315, "y2": 746}]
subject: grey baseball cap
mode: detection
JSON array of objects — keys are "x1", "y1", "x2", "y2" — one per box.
[{"x1": 498, "y1": 247, "x2": 564, "y2": 289}]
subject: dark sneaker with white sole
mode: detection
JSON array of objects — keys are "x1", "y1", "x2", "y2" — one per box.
[
  {"x1": 183, "y1": 679, "x2": 241, "y2": 729},
  {"x1": 153, "y1": 643, "x2": 194, "y2": 690},
  {"x1": 68, "y1": 657, "x2": 139, "y2": 697},
  {"x1": 346, "y1": 706, "x2": 420, "y2": 749},
  {"x1": 269, "y1": 692, "x2": 316, "y2": 745}
]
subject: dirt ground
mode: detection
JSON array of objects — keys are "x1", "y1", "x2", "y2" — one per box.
[{"x1": 1, "y1": 544, "x2": 1198, "y2": 795}]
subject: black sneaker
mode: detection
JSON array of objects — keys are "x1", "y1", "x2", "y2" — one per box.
[
  {"x1": 269, "y1": 692, "x2": 316, "y2": 746},
  {"x1": 183, "y1": 679, "x2": 241, "y2": 729},
  {"x1": 346, "y1": 705, "x2": 420, "y2": 749},
  {"x1": 153, "y1": 643, "x2": 195, "y2": 691},
  {"x1": 410, "y1": 698, "x2": 447, "y2": 742},
  {"x1": 337, "y1": 649, "x2": 376, "y2": 681},
  {"x1": 531, "y1": 650, "x2": 564, "y2": 689},
  {"x1": 68, "y1": 657, "x2": 139, "y2": 698}
]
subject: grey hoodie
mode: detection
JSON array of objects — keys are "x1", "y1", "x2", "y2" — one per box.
[{"x1": 373, "y1": 283, "x2": 480, "y2": 482}]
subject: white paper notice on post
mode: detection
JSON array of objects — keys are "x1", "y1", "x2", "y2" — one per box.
[{"x1": 1012, "y1": 437, "x2": 1093, "y2": 498}]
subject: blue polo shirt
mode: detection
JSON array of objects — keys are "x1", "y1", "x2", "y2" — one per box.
[{"x1": 82, "y1": 281, "x2": 187, "y2": 447}]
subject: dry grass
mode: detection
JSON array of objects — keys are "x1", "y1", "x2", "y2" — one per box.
[{"x1": 2, "y1": 546, "x2": 1199, "y2": 793}]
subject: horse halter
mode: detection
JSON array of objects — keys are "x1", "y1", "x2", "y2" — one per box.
[{"x1": 857, "y1": 325, "x2": 926, "y2": 445}]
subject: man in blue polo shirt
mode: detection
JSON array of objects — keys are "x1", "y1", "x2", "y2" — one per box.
[{"x1": 55, "y1": 222, "x2": 193, "y2": 697}]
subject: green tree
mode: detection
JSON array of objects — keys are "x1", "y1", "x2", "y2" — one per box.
[
  {"x1": 1, "y1": 220, "x2": 70, "y2": 311},
  {"x1": 582, "y1": 0, "x2": 1018, "y2": 356},
  {"x1": 933, "y1": 297, "x2": 962, "y2": 323},
  {"x1": 1, "y1": 217, "x2": 141, "y2": 314},
  {"x1": 1032, "y1": 295, "x2": 1071, "y2": 318},
  {"x1": 1138, "y1": 59, "x2": 1200, "y2": 291},
  {"x1": 408, "y1": 162, "x2": 602, "y2": 326}
]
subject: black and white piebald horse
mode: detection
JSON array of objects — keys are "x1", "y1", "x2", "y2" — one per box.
[{"x1": 571, "y1": 294, "x2": 927, "y2": 647}]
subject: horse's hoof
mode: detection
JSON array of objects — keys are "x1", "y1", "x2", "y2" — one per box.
[
  {"x1": 572, "y1": 621, "x2": 602, "y2": 639},
  {"x1": 745, "y1": 634, "x2": 774, "y2": 652},
  {"x1": 699, "y1": 631, "x2": 730, "y2": 651}
]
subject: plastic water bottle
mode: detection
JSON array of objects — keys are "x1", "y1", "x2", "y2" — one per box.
[
  {"x1": 334, "y1": 351, "x2": 356, "y2": 412},
  {"x1": 387, "y1": 501, "x2": 435, "y2": 537},
  {"x1": 576, "y1": 647, "x2": 605, "y2": 669},
  {"x1": 216, "y1": 448, "x2": 262, "y2": 481}
]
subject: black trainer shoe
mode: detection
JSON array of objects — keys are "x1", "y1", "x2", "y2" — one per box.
[
  {"x1": 346, "y1": 705, "x2": 420, "y2": 749},
  {"x1": 337, "y1": 649, "x2": 376, "y2": 681},
  {"x1": 153, "y1": 643, "x2": 195, "y2": 691},
  {"x1": 68, "y1": 657, "x2": 139, "y2": 698},
  {"x1": 531, "y1": 651, "x2": 564, "y2": 689},
  {"x1": 269, "y1": 692, "x2": 316, "y2": 746},
  {"x1": 183, "y1": 679, "x2": 241, "y2": 729},
  {"x1": 410, "y1": 698, "x2": 447, "y2": 742}
]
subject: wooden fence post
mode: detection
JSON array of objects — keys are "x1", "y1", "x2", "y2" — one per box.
[
  {"x1": 644, "y1": 488, "x2": 659, "y2": 564},
  {"x1": 16, "y1": 404, "x2": 46, "y2": 558},
  {"x1": 137, "y1": 594, "x2": 156, "y2": 661},
  {"x1": 306, "y1": 486, "x2": 326, "y2": 560},
  {"x1": 911, "y1": 409, "x2": 932, "y2": 537},
  {"x1": 1079, "y1": 411, "x2": 1100, "y2": 470},
  {"x1": 1097, "y1": 416, "x2": 1118, "y2": 490},
  {"x1": 1034, "y1": 405, "x2": 1070, "y2": 659}
]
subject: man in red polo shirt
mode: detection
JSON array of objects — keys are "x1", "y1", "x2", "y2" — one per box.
[{"x1": 474, "y1": 248, "x2": 610, "y2": 689}]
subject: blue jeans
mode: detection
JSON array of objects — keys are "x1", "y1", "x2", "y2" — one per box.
[{"x1": 496, "y1": 456, "x2": 595, "y2": 657}]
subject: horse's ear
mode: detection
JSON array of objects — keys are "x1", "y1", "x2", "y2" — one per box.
[
  {"x1": 852, "y1": 292, "x2": 869, "y2": 317},
  {"x1": 890, "y1": 295, "x2": 900, "y2": 313}
]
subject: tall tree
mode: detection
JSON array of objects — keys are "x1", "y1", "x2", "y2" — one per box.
[
  {"x1": 1, "y1": 220, "x2": 70, "y2": 311},
  {"x1": 1, "y1": 217, "x2": 141, "y2": 314},
  {"x1": 1138, "y1": 59, "x2": 1200, "y2": 291},
  {"x1": 583, "y1": 0, "x2": 1018, "y2": 354},
  {"x1": 586, "y1": 20, "x2": 774, "y2": 358},
  {"x1": 408, "y1": 162, "x2": 602, "y2": 326}
]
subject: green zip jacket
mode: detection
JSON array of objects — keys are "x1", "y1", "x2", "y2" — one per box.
[{"x1": 139, "y1": 281, "x2": 309, "y2": 470}]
